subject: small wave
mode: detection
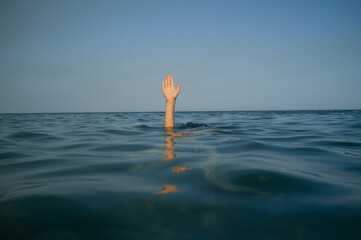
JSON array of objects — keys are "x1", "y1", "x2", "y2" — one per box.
[
  {"x1": 218, "y1": 139, "x2": 338, "y2": 157},
  {"x1": 1, "y1": 158, "x2": 71, "y2": 177},
  {"x1": 57, "y1": 143, "x2": 93, "y2": 150},
  {"x1": 102, "y1": 129, "x2": 141, "y2": 136},
  {"x1": 8, "y1": 131, "x2": 49, "y2": 139},
  {"x1": 7, "y1": 131, "x2": 63, "y2": 142},
  {"x1": 91, "y1": 144, "x2": 153, "y2": 152},
  {"x1": 349, "y1": 122, "x2": 361, "y2": 129},
  {"x1": 137, "y1": 118, "x2": 148, "y2": 122},
  {"x1": 254, "y1": 135, "x2": 318, "y2": 142},
  {"x1": 205, "y1": 167, "x2": 336, "y2": 196},
  {"x1": 0, "y1": 139, "x2": 14, "y2": 146},
  {"x1": 214, "y1": 125, "x2": 239, "y2": 130},
  {"x1": 0, "y1": 152, "x2": 31, "y2": 160},
  {"x1": 218, "y1": 140, "x2": 272, "y2": 153},
  {"x1": 28, "y1": 162, "x2": 135, "y2": 179},
  {"x1": 311, "y1": 140, "x2": 361, "y2": 148},
  {"x1": 135, "y1": 124, "x2": 163, "y2": 130},
  {"x1": 9, "y1": 158, "x2": 69, "y2": 167}
]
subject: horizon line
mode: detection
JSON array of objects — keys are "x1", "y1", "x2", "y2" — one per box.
[{"x1": 1, "y1": 108, "x2": 360, "y2": 114}]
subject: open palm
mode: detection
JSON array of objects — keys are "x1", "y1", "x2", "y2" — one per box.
[{"x1": 162, "y1": 74, "x2": 180, "y2": 101}]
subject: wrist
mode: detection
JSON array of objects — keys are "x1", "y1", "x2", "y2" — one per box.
[{"x1": 166, "y1": 98, "x2": 176, "y2": 104}]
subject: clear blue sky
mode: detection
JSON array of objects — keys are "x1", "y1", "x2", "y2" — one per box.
[{"x1": 1, "y1": 0, "x2": 360, "y2": 113}]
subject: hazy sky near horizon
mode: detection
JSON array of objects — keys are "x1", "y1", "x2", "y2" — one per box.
[{"x1": 1, "y1": 0, "x2": 360, "y2": 113}]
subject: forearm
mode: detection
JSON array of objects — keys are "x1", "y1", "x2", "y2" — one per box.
[{"x1": 164, "y1": 99, "x2": 176, "y2": 128}]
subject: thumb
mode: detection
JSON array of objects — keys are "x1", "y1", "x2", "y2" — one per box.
[{"x1": 176, "y1": 82, "x2": 180, "y2": 92}]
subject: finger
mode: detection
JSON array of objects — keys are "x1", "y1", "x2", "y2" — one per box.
[
  {"x1": 167, "y1": 74, "x2": 171, "y2": 87},
  {"x1": 165, "y1": 75, "x2": 168, "y2": 87},
  {"x1": 176, "y1": 82, "x2": 180, "y2": 92},
  {"x1": 169, "y1": 74, "x2": 174, "y2": 87},
  {"x1": 162, "y1": 81, "x2": 165, "y2": 89}
]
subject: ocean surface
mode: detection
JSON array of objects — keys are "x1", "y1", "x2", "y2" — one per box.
[{"x1": 0, "y1": 110, "x2": 360, "y2": 240}]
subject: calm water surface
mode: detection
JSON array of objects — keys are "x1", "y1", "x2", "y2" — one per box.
[{"x1": 0, "y1": 111, "x2": 360, "y2": 239}]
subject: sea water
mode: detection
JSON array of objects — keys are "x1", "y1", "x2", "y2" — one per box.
[{"x1": 0, "y1": 110, "x2": 360, "y2": 239}]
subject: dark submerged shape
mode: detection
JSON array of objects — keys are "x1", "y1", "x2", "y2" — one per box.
[{"x1": 183, "y1": 122, "x2": 208, "y2": 128}]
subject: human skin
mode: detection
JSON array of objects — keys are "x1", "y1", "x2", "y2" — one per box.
[{"x1": 162, "y1": 74, "x2": 180, "y2": 128}]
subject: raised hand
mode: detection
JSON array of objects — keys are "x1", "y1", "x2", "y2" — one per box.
[
  {"x1": 162, "y1": 74, "x2": 180, "y2": 101},
  {"x1": 162, "y1": 74, "x2": 180, "y2": 128}
]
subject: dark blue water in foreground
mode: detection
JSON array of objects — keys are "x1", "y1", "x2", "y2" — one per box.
[{"x1": 1, "y1": 111, "x2": 360, "y2": 239}]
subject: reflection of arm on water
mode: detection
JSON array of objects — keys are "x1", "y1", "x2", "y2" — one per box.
[{"x1": 163, "y1": 127, "x2": 199, "y2": 161}]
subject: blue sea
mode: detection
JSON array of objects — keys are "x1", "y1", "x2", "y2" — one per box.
[{"x1": 1, "y1": 110, "x2": 360, "y2": 239}]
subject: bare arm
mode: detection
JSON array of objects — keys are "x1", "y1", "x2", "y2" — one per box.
[{"x1": 162, "y1": 74, "x2": 180, "y2": 128}]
